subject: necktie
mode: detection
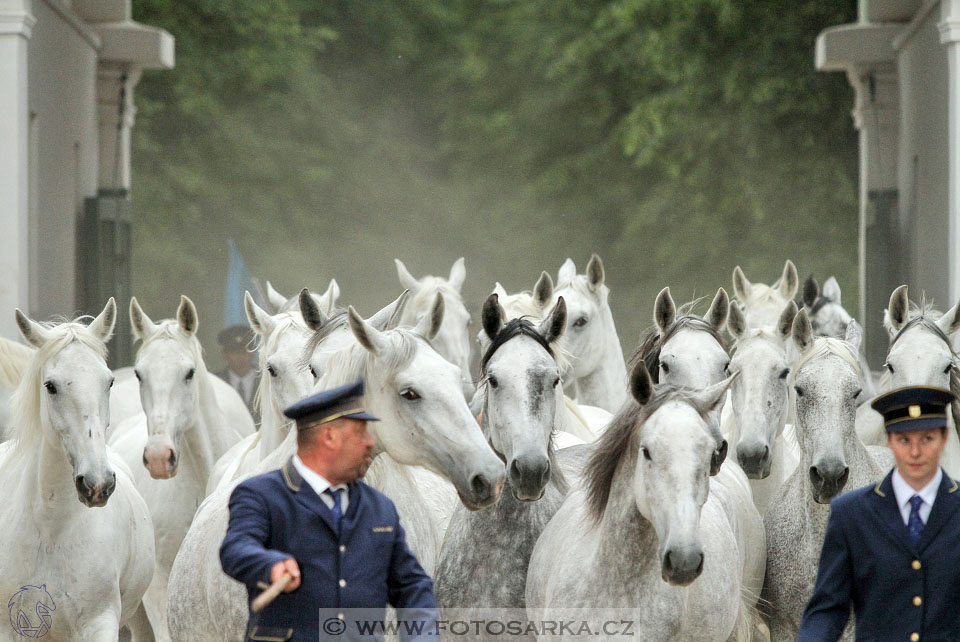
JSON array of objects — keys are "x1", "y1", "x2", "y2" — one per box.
[
  {"x1": 326, "y1": 488, "x2": 343, "y2": 530},
  {"x1": 908, "y1": 495, "x2": 924, "y2": 546}
]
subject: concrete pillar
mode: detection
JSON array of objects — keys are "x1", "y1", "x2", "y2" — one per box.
[
  {"x1": 0, "y1": 0, "x2": 34, "y2": 338},
  {"x1": 96, "y1": 63, "x2": 141, "y2": 191},
  {"x1": 940, "y1": 0, "x2": 960, "y2": 303}
]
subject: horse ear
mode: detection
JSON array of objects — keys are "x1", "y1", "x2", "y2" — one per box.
[
  {"x1": 265, "y1": 281, "x2": 288, "y2": 312},
  {"x1": 732, "y1": 266, "x2": 752, "y2": 301},
  {"x1": 448, "y1": 257, "x2": 466, "y2": 292},
  {"x1": 177, "y1": 295, "x2": 199, "y2": 336},
  {"x1": 705, "y1": 287, "x2": 729, "y2": 331},
  {"x1": 318, "y1": 279, "x2": 340, "y2": 314},
  {"x1": 493, "y1": 282, "x2": 509, "y2": 300},
  {"x1": 777, "y1": 260, "x2": 799, "y2": 300},
  {"x1": 845, "y1": 318, "x2": 863, "y2": 352},
  {"x1": 629, "y1": 359, "x2": 654, "y2": 405},
  {"x1": 558, "y1": 258, "x2": 577, "y2": 285},
  {"x1": 802, "y1": 275, "x2": 819, "y2": 308},
  {"x1": 15, "y1": 309, "x2": 51, "y2": 348},
  {"x1": 653, "y1": 287, "x2": 676, "y2": 333},
  {"x1": 887, "y1": 285, "x2": 909, "y2": 332},
  {"x1": 586, "y1": 254, "x2": 605, "y2": 291},
  {"x1": 129, "y1": 296, "x2": 157, "y2": 340},
  {"x1": 540, "y1": 296, "x2": 567, "y2": 345},
  {"x1": 822, "y1": 276, "x2": 841, "y2": 305},
  {"x1": 792, "y1": 308, "x2": 814, "y2": 353},
  {"x1": 778, "y1": 301, "x2": 799, "y2": 340},
  {"x1": 936, "y1": 298, "x2": 960, "y2": 336},
  {"x1": 87, "y1": 298, "x2": 117, "y2": 344},
  {"x1": 414, "y1": 292, "x2": 445, "y2": 340},
  {"x1": 299, "y1": 288, "x2": 329, "y2": 332},
  {"x1": 534, "y1": 271, "x2": 554, "y2": 308},
  {"x1": 727, "y1": 302, "x2": 746, "y2": 339},
  {"x1": 395, "y1": 259, "x2": 420, "y2": 292},
  {"x1": 348, "y1": 305, "x2": 390, "y2": 356},
  {"x1": 481, "y1": 293, "x2": 504, "y2": 341},
  {"x1": 692, "y1": 371, "x2": 738, "y2": 414},
  {"x1": 368, "y1": 290, "x2": 410, "y2": 331},
  {"x1": 245, "y1": 291, "x2": 276, "y2": 337}
]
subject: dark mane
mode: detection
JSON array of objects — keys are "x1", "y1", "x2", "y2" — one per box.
[
  {"x1": 889, "y1": 314, "x2": 952, "y2": 351},
  {"x1": 299, "y1": 308, "x2": 349, "y2": 368},
  {"x1": 480, "y1": 317, "x2": 553, "y2": 375},
  {"x1": 584, "y1": 385, "x2": 708, "y2": 524},
  {"x1": 630, "y1": 312, "x2": 726, "y2": 384}
]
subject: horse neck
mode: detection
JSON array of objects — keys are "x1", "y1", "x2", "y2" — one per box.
[
  {"x1": 256, "y1": 380, "x2": 291, "y2": 458},
  {"x1": 575, "y1": 313, "x2": 627, "y2": 411},
  {"x1": 183, "y1": 372, "x2": 234, "y2": 482},
  {"x1": 24, "y1": 429, "x2": 85, "y2": 517}
]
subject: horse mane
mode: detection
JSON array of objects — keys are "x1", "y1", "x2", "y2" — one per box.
[
  {"x1": 584, "y1": 385, "x2": 707, "y2": 524},
  {"x1": 883, "y1": 299, "x2": 941, "y2": 337},
  {"x1": 795, "y1": 336, "x2": 862, "y2": 378},
  {"x1": 255, "y1": 313, "x2": 312, "y2": 414},
  {"x1": 8, "y1": 320, "x2": 108, "y2": 456},
  {"x1": 480, "y1": 317, "x2": 555, "y2": 374},
  {"x1": 0, "y1": 336, "x2": 33, "y2": 389},
  {"x1": 632, "y1": 305, "x2": 726, "y2": 384},
  {"x1": 320, "y1": 328, "x2": 421, "y2": 389},
  {"x1": 300, "y1": 309, "x2": 349, "y2": 369}
]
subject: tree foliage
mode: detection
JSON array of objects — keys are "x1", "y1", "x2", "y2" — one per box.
[{"x1": 132, "y1": 0, "x2": 858, "y2": 363}]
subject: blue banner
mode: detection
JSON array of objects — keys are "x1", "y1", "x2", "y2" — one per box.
[{"x1": 224, "y1": 238, "x2": 266, "y2": 327}]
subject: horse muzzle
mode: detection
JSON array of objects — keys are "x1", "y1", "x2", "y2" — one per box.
[
  {"x1": 736, "y1": 440, "x2": 771, "y2": 479},
  {"x1": 75, "y1": 470, "x2": 116, "y2": 507},
  {"x1": 661, "y1": 547, "x2": 705, "y2": 586},
  {"x1": 457, "y1": 469, "x2": 506, "y2": 511},
  {"x1": 143, "y1": 441, "x2": 179, "y2": 479},
  {"x1": 710, "y1": 440, "x2": 728, "y2": 476},
  {"x1": 809, "y1": 461, "x2": 849, "y2": 504},
  {"x1": 509, "y1": 455, "x2": 551, "y2": 501}
]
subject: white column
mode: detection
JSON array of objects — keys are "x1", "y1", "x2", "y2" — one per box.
[
  {"x1": 96, "y1": 63, "x2": 141, "y2": 191},
  {"x1": 940, "y1": 0, "x2": 960, "y2": 303},
  {"x1": 0, "y1": 1, "x2": 34, "y2": 337}
]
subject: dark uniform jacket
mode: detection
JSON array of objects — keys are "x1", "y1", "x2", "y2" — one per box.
[
  {"x1": 220, "y1": 457, "x2": 437, "y2": 642},
  {"x1": 797, "y1": 468, "x2": 960, "y2": 642},
  {"x1": 215, "y1": 367, "x2": 261, "y2": 425}
]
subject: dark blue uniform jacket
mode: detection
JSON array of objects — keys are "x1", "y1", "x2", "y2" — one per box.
[
  {"x1": 220, "y1": 457, "x2": 437, "y2": 642},
  {"x1": 797, "y1": 469, "x2": 960, "y2": 642}
]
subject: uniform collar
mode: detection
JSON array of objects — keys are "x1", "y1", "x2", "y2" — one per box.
[
  {"x1": 891, "y1": 467, "x2": 942, "y2": 511},
  {"x1": 291, "y1": 455, "x2": 348, "y2": 498}
]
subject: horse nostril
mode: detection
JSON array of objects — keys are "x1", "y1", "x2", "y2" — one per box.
[
  {"x1": 470, "y1": 474, "x2": 491, "y2": 498},
  {"x1": 809, "y1": 466, "x2": 822, "y2": 488},
  {"x1": 168, "y1": 451, "x2": 178, "y2": 468},
  {"x1": 142, "y1": 452, "x2": 148, "y2": 467},
  {"x1": 695, "y1": 553, "x2": 704, "y2": 575},
  {"x1": 663, "y1": 551, "x2": 674, "y2": 573}
]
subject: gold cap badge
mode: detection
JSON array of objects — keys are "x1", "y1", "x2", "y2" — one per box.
[{"x1": 908, "y1": 405, "x2": 922, "y2": 418}]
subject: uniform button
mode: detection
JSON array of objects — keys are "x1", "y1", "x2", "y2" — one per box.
[
  {"x1": 911, "y1": 633, "x2": 919, "y2": 641},
  {"x1": 337, "y1": 613, "x2": 344, "y2": 621},
  {"x1": 913, "y1": 596, "x2": 922, "y2": 606},
  {"x1": 339, "y1": 545, "x2": 346, "y2": 553},
  {"x1": 339, "y1": 579, "x2": 346, "y2": 587},
  {"x1": 912, "y1": 560, "x2": 922, "y2": 570}
]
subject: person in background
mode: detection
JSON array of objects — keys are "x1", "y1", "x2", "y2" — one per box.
[
  {"x1": 216, "y1": 324, "x2": 260, "y2": 425},
  {"x1": 797, "y1": 385, "x2": 960, "y2": 642}
]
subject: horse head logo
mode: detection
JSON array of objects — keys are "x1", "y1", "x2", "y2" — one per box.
[{"x1": 7, "y1": 585, "x2": 55, "y2": 638}]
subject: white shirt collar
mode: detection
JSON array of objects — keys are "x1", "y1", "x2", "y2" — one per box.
[
  {"x1": 291, "y1": 455, "x2": 349, "y2": 511},
  {"x1": 892, "y1": 466, "x2": 942, "y2": 512}
]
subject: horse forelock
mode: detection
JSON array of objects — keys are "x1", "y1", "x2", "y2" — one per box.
[
  {"x1": 136, "y1": 319, "x2": 207, "y2": 371},
  {"x1": 498, "y1": 290, "x2": 543, "y2": 320},
  {"x1": 795, "y1": 337, "x2": 862, "y2": 379},
  {"x1": 9, "y1": 322, "x2": 108, "y2": 456},
  {"x1": 889, "y1": 315, "x2": 953, "y2": 352},
  {"x1": 731, "y1": 327, "x2": 782, "y2": 352},
  {"x1": 634, "y1": 314, "x2": 727, "y2": 385},
  {"x1": 555, "y1": 274, "x2": 607, "y2": 302},
  {"x1": 321, "y1": 328, "x2": 421, "y2": 391},
  {"x1": 480, "y1": 318, "x2": 554, "y2": 374},
  {"x1": 410, "y1": 277, "x2": 466, "y2": 314},
  {"x1": 300, "y1": 310, "x2": 348, "y2": 369},
  {"x1": 740, "y1": 283, "x2": 786, "y2": 306},
  {"x1": 584, "y1": 386, "x2": 708, "y2": 524}
]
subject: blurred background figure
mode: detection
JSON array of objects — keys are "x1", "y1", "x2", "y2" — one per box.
[{"x1": 217, "y1": 325, "x2": 260, "y2": 425}]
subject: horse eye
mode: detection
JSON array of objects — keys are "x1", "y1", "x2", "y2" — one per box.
[
  {"x1": 488, "y1": 376, "x2": 499, "y2": 389},
  {"x1": 779, "y1": 368, "x2": 790, "y2": 380},
  {"x1": 134, "y1": 370, "x2": 142, "y2": 382},
  {"x1": 267, "y1": 364, "x2": 278, "y2": 377},
  {"x1": 185, "y1": 368, "x2": 196, "y2": 381},
  {"x1": 944, "y1": 363, "x2": 953, "y2": 375},
  {"x1": 109, "y1": 378, "x2": 115, "y2": 389},
  {"x1": 723, "y1": 361, "x2": 731, "y2": 375},
  {"x1": 853, "y1": 388, "x2": 862, "y2": 400},
  {"x1": 660, "y1": 362, "x2": 670, "y2": 375},
  {"x1": 309, "y1": 366, "x2": 319, "y2": 380},
  {"x1": 641, "y1": 446, "x2": 652, "y2": 461},
  {"x1": 553, "y1": 377, "x2": 560, "y2": 388},
  {"x1": 400, "y1": 388, "x2": 420, "y2": 401},
  {"x1": 573, "y1": 316, "x2": 588, "y2": 328},
  {"x1": 44, "y1": 381, "x2": 57, "y2": 395},
  {"x1": 885, "y1": 362, "x2": 895, "y2": 374},
  {"x1": 794, "y1": 385, "x2": 804, "y2": 397}
]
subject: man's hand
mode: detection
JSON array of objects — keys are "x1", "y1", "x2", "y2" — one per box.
[{"x1": 271, "y1": 558, "x2": 301, "y2": 592}]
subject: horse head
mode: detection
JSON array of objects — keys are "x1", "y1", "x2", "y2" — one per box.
[
  {"x1": 732, "y1": 259, "x2": 798, "y2": 331},
  {"x1": 13, "y1": 300, "x2": 117, "y2": 506},
  {"x1": 802, "y1": 275, "x2": 852, "y2": 339},
  {"x1": 552, "y1": 254, "x2": 610, "y2": 381}
]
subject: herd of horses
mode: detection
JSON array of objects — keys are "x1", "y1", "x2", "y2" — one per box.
[{"x1": 1, "y1": 254, "x2": 957, "y2": 642}]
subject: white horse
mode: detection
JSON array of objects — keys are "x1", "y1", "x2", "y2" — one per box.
[
  {"x1": 166, "y1": 297, "x2": 505, "y2": 642},
  {"x1": 800, "y1": 274, "x2": 877, "y2": 401},
  {"x1": 855, "y1": 285, "x2": 960, "y2": 477},
  {"x1": 552, "y1": 254, "x2": 628, "y2": 413},
  {"x1": 0, "y1": 335, "x2": 33, "y2": 442},
  {"x1": 732, "y1": 260, "x2": 799, "y2": 331},
  {"x1": 436, "y1": 294, "x2": 570, "y2": 622},
  {"x1": 0, "y1": 301, "x2": 155, "y2": 642},
  {"x1": 107, "y1": 296, "x2": 250, "y2": 642},
  {"x1": 395, "y1": 257, "x2": 474, "y2": 396},
  {"x1": 762, "y1": 311, "x2": 892, "y2": 642},
  {"x1": 725, "y1": 300, "x2": 802, "y2": 516},
  {"x1": 635, "y1": 287, "x2": 766, "y2": 615},
  {"x1": 526, "y1": 363, "x2": 750, "y2": 642}
]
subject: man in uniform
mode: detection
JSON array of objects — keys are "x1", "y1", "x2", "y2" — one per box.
[
  {"x1": 220, "y1": 378, "x2": 437, "y2": 642},
  {"x1": 216, "y1": 324, "x2": 260, "y2": 423},
  {"x1": 797, "y1": 385, "x2": 960, "y2": 642}
]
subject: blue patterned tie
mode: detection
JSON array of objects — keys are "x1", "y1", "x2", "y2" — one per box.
[
  {"x1": 326, "y1": 488, "x2": 343, "y2": 530},
  {"x1": 908, "y1": 495, "x2": 924, "y2": 546}
]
